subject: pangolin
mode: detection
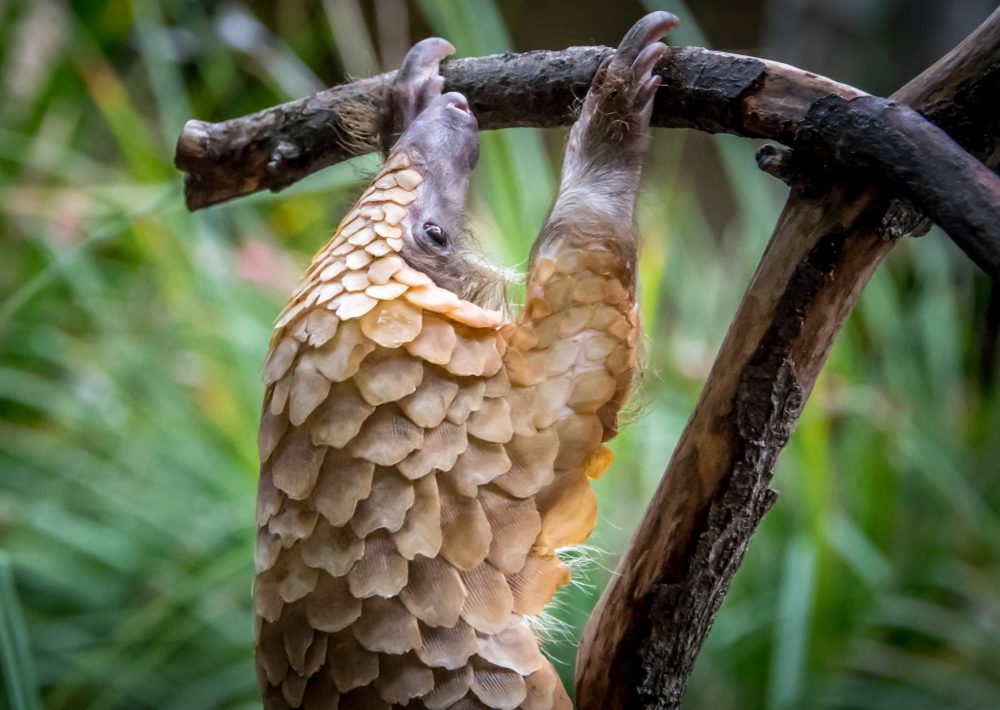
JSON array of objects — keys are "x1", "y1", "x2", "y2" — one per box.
[{"x1": 254, "y1": 13, "x2": 678, "y2": 709}]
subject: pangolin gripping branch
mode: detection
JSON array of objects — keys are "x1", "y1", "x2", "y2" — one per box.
[{"x1": 254, "y1": 13, "x2": 678, "y2": 709}]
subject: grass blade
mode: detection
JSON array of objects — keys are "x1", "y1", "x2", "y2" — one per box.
[{"x1": 0, "y1": 552, "x2": 43, "y2": 710}]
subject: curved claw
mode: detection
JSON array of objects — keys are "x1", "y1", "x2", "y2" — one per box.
[
  {"x1": 389, "y1": 37, "x2": 456, "y2": 144},
  {"x1": 634, "y1": 42, "x2": 669, "y2": 77},
  {"x1": 612, "y1": 11, "x2": 680, "y2": 66},
  {"x1": 634, "y1": 73, "x2": 663, "y2": 111},
  {"x1": 395, "y1": 37, "x2": 455, "y2": 89}
]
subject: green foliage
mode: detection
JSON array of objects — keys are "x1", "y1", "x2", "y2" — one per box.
[
  {"x1": 0, "y1": 552, "x2": 42, "y2": 710},
  {"x1": 1, "y1": 2, "x2": 998, "y2": 709}
]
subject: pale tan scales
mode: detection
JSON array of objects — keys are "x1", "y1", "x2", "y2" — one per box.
[{"x1": 255, "y1": 151, "x2": 639, "y2": 709}]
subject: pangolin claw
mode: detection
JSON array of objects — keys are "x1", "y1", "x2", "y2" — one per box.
[
  {"x1": 593, "y1": 11, "x2": 680, "y2": 123},
  {"x1": 613, "y1": 10, "x2": 680, "y2": 65},
  {"x1": 390, "y1": 37, "x2": 456, "y2": 139},
  {"x1": 395, "y1": 37, "x2": 455, "y2": 88}
]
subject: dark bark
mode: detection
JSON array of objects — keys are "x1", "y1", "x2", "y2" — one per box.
[
  {"x1": 174, "y1": 40, "x2": 1000, "y2": 280},
  {"x1": 576, "y1": 8, "x2": 1000, "y2": 708},
  {"x1": 174, "y1": 45, "x2": 861, "y2": 209},
  {"x1": 795, "y1": 95, "x2": 1000, "y2": 278}
]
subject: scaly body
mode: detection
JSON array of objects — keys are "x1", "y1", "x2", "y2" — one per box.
[{"x1": 254, "y1": 13, "x2": 678, "y2": 709}]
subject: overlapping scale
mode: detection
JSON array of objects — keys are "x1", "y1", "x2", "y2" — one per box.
[
  {"x1": 375, "y1": 652, "x2": 435, "y2": 704},
  {"x1": 400, "y1": 554, "x2": 466, "y2": 626},
  {"x1": 352, "y1": 596, "x2": 421, "y2": 654},
  {"x1": 360, "y1": 298, "x2": 421, "y2": 347},
  {"x1": 255, "y1": 530, "x2": 282, "y2": 574},
  {"x1": 439, "y1": 483, "x2": 492, "y2": 570},
  {"x1": 288, "y1": 357, "x2": 332, "y2": 426},
  {"x1": 392, "y1": 473, "x2": 442, "y2": 560},
  {"x1": 446, "y1": 380, "x2": 486, "y2": 425},
  {"x1": 255, "y1": 546, "x2": 317, "y2": 622},
  {"x1": 466, "y1": 397, "x2": 513, "y2": 443},
  {"x1": 353, "y1": 351, "x2": 423, "y2": 406},
  {"x1": 268, "y1": 499, "x2": 319, "y2": 546},
  {"x1": 507, "y1": 553, "x2": 570, "y2": 616},
  {"x1": 459, "y1": 563, "x2": 514, "y2": 634},
  {"x1": 328, "y1": 631, "x2": 379, "y2": 693},
  {"x1": 304, "y1": 571, "x2": 361, "y2": 633},
  {"x1": 308, "y1": 381, "x2": 374, "y2": 449},
  {"x1": 523, "y1": 665, "x2": 569, "y2": 710},
  {"x1": 308, "y1": 321, "x2": 374, "y2": 383},
  {"x1": 347, "y1": 531, "x2": 409, "y2": 598},
  {"x1": 311, "y1": 454, "x2": 374, "y2": 527},
  {"x1": 491, "y1": 431, "x2": 558, "y2": 498},
  {"x1": 269, "y1": 426, "x2": 325, "y2": 499},
  {"x1": 479, "y1": 488, "x2": 541, "y2": 575},
  {"x1": 404, "y1": 314, "x2": 457, "y2": 364},
  {"x1": 470, "y1": 663, "x2": 527, "y2": 709},
  {"x1": 282, "y1": 669, "x2": 308, "y2": 707},
  {"x1": 397, "y1": 420, "x2": 467, "y2": 480},
  {"x1": 476, "y1": 617, "x2": 545, "y2": 675},
  {"x1": 447, "y1": 438, "x2": 511, "y2": 497},
  {"x1": 257, "y1": 620, "x2": 291, "y2": 685},
  {"x1": 534, "y1": 469, "x2": 599, "y2": 550},
  {"x1": 398, "y1": 369, "x2": 459, "y2": 428},
  {"x1": 299, "y1": 518, "x2": 363, "y2": 576},
  {"x1": 349, "y1": 405, "x2": 424, "y2": 466},
  {"x1": 422, "y1": 665, "x2": 474, "y2": 709},
  {"x1": 350, "y1": 468, "x2": 415, "y2": 536},
  {"x1": 416, "y1": 621, "x2": 478, "y2": 670},
  {"x1": 279, "y1": 609, "x2": 318, "y2": 674},
  {"x1": 263, "y1": 335, "x2": 300, "y2": 385},
  {"x1": 258, "y1": 408, "x2": 288, "y2": 463}
]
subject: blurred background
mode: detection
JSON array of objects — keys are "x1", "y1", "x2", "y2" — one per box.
[{"x1": 2, "y1": 0, "x2": 998, "y2": 708}]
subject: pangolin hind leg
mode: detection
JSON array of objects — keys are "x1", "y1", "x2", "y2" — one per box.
[{"x1": 502, "y1": 7, "x2": 679, "y2": 667}]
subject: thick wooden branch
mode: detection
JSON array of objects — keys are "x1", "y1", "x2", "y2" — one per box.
[
  {"x1": 174, "y1": 46, "x2": 857, "y2": 210},
  {"x1": 575, "y1": 8, "x2": 1000, "y2": 708},
  {"x1": 175, "y1": 42, "x2": 1000, "y2": 279},
  {"x1": 794, "y1": 95, "x2": 1000, "y2": 278}
]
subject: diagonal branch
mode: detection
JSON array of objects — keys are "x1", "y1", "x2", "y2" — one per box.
[
  {"x1": 575, "y1": 8, "x2": 1000, "y2": 708},
  {"x1": 793, "y1": 95, "x2": 1000, "y2": 278}
]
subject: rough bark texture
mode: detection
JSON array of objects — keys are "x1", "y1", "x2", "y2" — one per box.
[
  {"x1": 174, "y1": 42, "x2": 1000, "y2": 279},
  {"x1": 795, "y1": 95, "x2": 1000, "y2": 278},
  {"x1": 175, "y1": 45, "x2": 863, "y2": 210},
  {"x1": 575, "y1": 8, "x2": 1000, "y2": 708}
]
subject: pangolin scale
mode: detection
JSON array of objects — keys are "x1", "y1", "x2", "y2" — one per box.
[{"x1": 254, "y1": 12, "x2": 677, "y2": 709}]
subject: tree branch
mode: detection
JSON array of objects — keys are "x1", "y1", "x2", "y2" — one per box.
[
  {"x1": 575, "y1": 8, "x2": 1000, "y2": 708},
  {"x1": 174, "y1": 46, "x2": 856, "y2": 210},
  {"x1": 794, "y1": 95, "x2": 1000, "y2": 278},
  {"x1": 174, "y1": 41, "x2": 1000, "y2": 279}
]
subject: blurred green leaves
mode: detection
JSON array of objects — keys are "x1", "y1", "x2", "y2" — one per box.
[
  {"x1": 0, "y1": 553, "x2": 43, "y2": 710},
  {"x1": 1, "y1": 2, "x2": 998, "y2": 709}
]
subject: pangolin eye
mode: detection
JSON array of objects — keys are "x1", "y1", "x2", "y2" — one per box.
[{"x1": 422, "y1": 222, "x2": 447, "y2": 247}]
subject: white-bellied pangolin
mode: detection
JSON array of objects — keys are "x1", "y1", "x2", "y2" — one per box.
[{"x1": 254, "y1": 12, "x2": 678, "y2": 709}]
